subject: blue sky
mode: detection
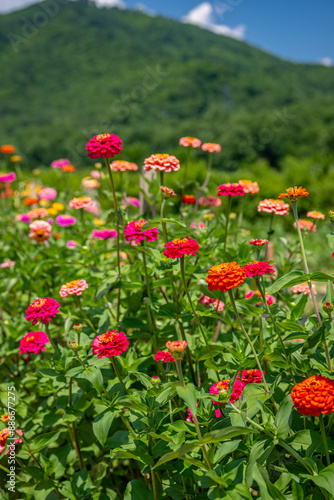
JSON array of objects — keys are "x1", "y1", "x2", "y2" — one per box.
[{"x1": 1, "y1": 0, "x2": 333, "y2": 65}]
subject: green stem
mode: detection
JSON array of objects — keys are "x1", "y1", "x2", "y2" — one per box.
[
  {"x1": 227, "y1": 289, "x2": 270, "y2": 393},
  {"x1": 141, "y1": 243, "x2": 152, "y2": 301},
  {"x1": 193, "y1": 418, "x2": 213, "y2": 470},
  {"x1": 160, "y1": 198, "x2": 168, "y2": 242},
  {"x1": 111, "y1": 357, "x2": 129, "y2": 394},
  {"x1": 79, "y1": 208, "x2": 87, "y2": 241},
  {"x1": 181, "y1": 146, "x2": 191, "y2": 198},
  {"x1": 151, "y1": 465, "x2": 159, "y2": 500},
  {"x1": 45, "y1": 323, "x2": 56, "y2": 351},
  {"x1": 224, "y1": 196, "x2": 232, "y2": 252},
  {"x1": 75, "y1": 295, "x2": 96, "y2": 333},
  {"x1": 319, "y1": 414, "x2": 330, "y2": 466},
  {"x1": 120, "y1": 413, "x2": 137, "y2": 439},
  {"x1": 175, "y1": 359, "x2": 185, "y2": 386},
  {"x1": 103, "y1": 294, "x2": 116, "y2": 321}
]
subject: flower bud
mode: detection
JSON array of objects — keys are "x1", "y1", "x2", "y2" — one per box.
[
  {"x1": 151, "y1": 376, "x2": 161, "y2": 385},
  {"x1": 166, "y1": 340, "x2": 188, "y2": 360},
  {"x1": 73, "y1": 324, "x2": 82, "y2": 334},
  {"x1": 0, "y1": 413, "x2": 11, "y2": 423},
  {"x1": 69, "y1": 341, "x2": 80, "y2": 352},
  {"x1": 323, "y1": 302, "x2": 333, "y2": 315},
  {"x1": 329, "y1": 211, "x2": 334, "y2": 222},
  {"x1": 160, "y1": 186, "x2": 177, "y2": 199},
  {"x1": 218, "y1": 389, "x2": 228, "y2": 401}
]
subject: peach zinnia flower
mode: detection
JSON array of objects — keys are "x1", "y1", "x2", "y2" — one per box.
[
  {"x1": 69, "y1": 197, "x2": 94, "y2": 210},
  {"x1": 28, "y1": 208, "x2": 49, "y2": 219},
  {"x1": 1, "y1": 145, "x2": 15, "y2": 154},
  {"x1": 166, "y1": 340, "x2": 188, "y2": 359},
  {"x1": 201, "y1": 143, "x2": 221, "y2": 153},
  {"x1": 291, "y1": 375, "x2": 334, "y2": 416},
  {"x1": 92, "y1": 330, "x2": 129, "y2": 358},
  {"x1": 110, "y1": 160, "x2": 138, "y2": 172},
  {"x1": 29, "y1": 220, "x2": 52, "y2": 242},
  {"x1": 179, "y1": 137, "x2": 201, "y2": 148},
  {"x1": 217, "y1": 183, "x2": 245, "y2": 197},
  {"x1": 86, "y1": 133, "x2": 122, "y2": 159},
  {"x1": 206, "y1": 262, "x2": 246, "y2": 293},
  {"x1": 19, "y1": 331, "x2": 50, "y2": 354},
  {"x1": 290, "y1": 282, "x2": 317, "y2": 296},
  {"x1": 25, "y1": 298, "x2": 60, "y2": 325},
  {"x1": 163, "y1": 237, "x2": 199, "y2": 259},
  {"x1": 307, "y1": 211, "x2": 325, "y2": 220},
  {"x1": 293, "y1": 219, "x2": 316, "y2": 232},
  {"x1": 199, "y1": 196, "x2": 221, "y2": 207},
  {"x1": 82, "y1": 177, "x2": 100, "y2": 190},
  {"x1": 160, "y1": 186, "x2": 177, "y2": 198},
  {"x1": 243, "y1": 261, "x2": 275, "y2": 278},
  {"x1": 59, "y1": 279, "x2": 89, "y2": 297},
  {"x1": 182, "y1": 194, "x2": 196, "y2": 204},
  {"x1": 278, "y1": 186, "x2": 309, "y2": 202},
  {"x1": 238, "y1": 180, "x2": 260, "y2": 195},
  {"x1": 257, "y1": 199, "x2": 289, "y2": 216},
  {"x1": 143, "y1": 154, "x2": 180, "y2": 172},
  {"x1": 124, "y1": 220, "x2": 159, "y2": 243}
]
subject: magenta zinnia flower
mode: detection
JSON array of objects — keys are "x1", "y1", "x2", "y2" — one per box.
[
  {"x1": 154, "y1": 350, "x2": 175, "y2": 363},
  {"x1": 86, "y1": 133, "x2": 122, "y2": 159},
  {"x1": 19, "y1": 331, "x2": 50, "y2": 354},
  {"x1": 124, "y1": 220, "x2": 159, "y2": 243},
  {"x1": 25, "y1": 297, "x2": 60, "y2": 325},
  {"x1": 210, "y1": 379, "x2": 244, "y2": 405},
  {"x1": 163, "y1": 238, "x2": 199, "y2": 259},
  {"x1": 92, "y1": 330, "x2": 129, "y2": 358},
  {"x1": 217, "y1": 183, "x2": 245, "y2": 197},
  {"x1": 91, "y1": 229, "x2": 117, "y2": 240},
  {"x1": 51, "y1": 158, "x2": 71, "y2": 169},
  {"x1": 0, "y1": 172, "x2": 16, "y2": 183},
  {"x1": 243, "y1": 261, "x2": 275, "y2": 278},
  {"x1": 56, "y1": 214, "x2": 76, "y2": 227},
  {"x1": 240, "y1": 369, "x2": 263, "y2": 385}
]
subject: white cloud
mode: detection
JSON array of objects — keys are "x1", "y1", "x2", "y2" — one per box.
[
  {"x1": 134, "y1": 3, "x2": 155, "y2": 16},
  {"x1": 318, "y1": 57, "x2": 332, "y2": 67},
  {"x1": 94, "y1": 0, "x2": 126, "y2": 8},
  {"x1": 182, "y1": 2, "x2": 246, "y2": 40}
]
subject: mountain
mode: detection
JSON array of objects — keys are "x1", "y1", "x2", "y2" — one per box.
[{"x1": 0, "y1": 0, "x2": 334, "y2": 168}]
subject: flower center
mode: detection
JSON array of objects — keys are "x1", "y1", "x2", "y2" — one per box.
[
  {"x1": 99, "y1": 331, "x2": 117, "y2": 344},
  {"x1": 134, "y1": 220, "x2": 145, "y2": 229},
  {"x1": 171, "y1": 238, "x2": 189, "y2": 245},
  {"x1": 96, "y1": 133, "x2": 111, "y2": 141},
  {"x1": 65, "y1": 280, "x2": 80, "y2": 288},
  {"x1": 31, "y1": 298, "x2": 46, "y2": 308},
  {"x1": 216, "y1": 381, "x2": 228, "y2": 390}
]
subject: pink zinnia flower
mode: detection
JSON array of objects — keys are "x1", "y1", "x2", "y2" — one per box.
[
  {"x1": 243, "y1": 261, "x2": 275, "y2": 278},
  {"x1": 0, "y1": 260, "x2": 15, "y2": 268},
  {"x1": 124, "y1": 220, "x2": 159, "y2": 243},
  {"x1": 59, "y1": 279, "x2": 88, "y2": 297},
  {"x1": 293, "y1": 219, "x2": 316, "y2": 233},
  {"x1": 91, "y1": 229, "x2": 117, "y2": 240},
  {"x1": 67, "y1": 240, "x2": 78, "y2": 248},
  {"x1": 69, "y1": 197, "x2": 94, "y2": 210},
  {"x1": 29, "y1": 220, "x2": 52, "y2": 242},
  {"x1": 307, "y1": 211, "x2": 325, "y2": 220},
  {"x1": 92, "y1": 330, "x2": 129, "y2": 358},
  {"x1": 19, "y1": 331, "x2": 50, "y2": 354},
  {"x1": 121, "y1": 196, "x2": 140, "y2": 208},
  {"x1": 16, "y1": 213, "x2": 31, "y2": 223},
  {"x1": 56, "y1": 214, "x2": 76, "y2": 227},
  {"x1": 240, "y1": 369, "x2": 263, "y2": 385},
  {"x1": 217, "y1": 183, "x2": 245, "y2": 197},
  {"x1": 198, "y1": 196, "x2": 221, "y2": 207},
  {"x1": 210, "y1": 379, "x2": 244, "y2": 405},
  {"x1": 143, "y1": 154, "x2": 180, "y2": 173},
  {"x1": 190, "y1": 222, "x2": 205, "y2": 231},
  {"x1": 85, "y1": 202, "x2": 99, "y2": 215},
  {"x1": 110, "y1": 160, "x2": 138, "y2": 172},
  {"x1": 51, "y1": 158, "x2": 71, "y2": 169},
  {"x1": 257, "y1": 199, "x2": 289, "y2": 216},
  {"x1": 0, "y1": 429, "x2": 23, "y2": 455},
  {"x1": 90, "y1": 170, "x2": 104, "y2": 179},
  {"x1": 179, "y1": 137, "x2": 201, "y2": 148},
  {"x1": 25, "y1": 297, "x2": 60, "y2": 325},
  {"x1": 291, "y1": 282, "x2": 316, "y2": 296},
  {"x1": 245, "y1": 290, "x2": 274, "y2": 306},
  {"x1": 198, "y1": 295, "x2": 225, "y2": 312},
  {"x1": 0, "y1": 172, "x2": 16, "y2": 183},
  {"x1": 238, "y1": 180, "x2": 260, "y2": 195},
  {"x1": 201, "y1": 143, "x2": 221, "y2": 153},
  {"x1": 248, "y1": 239, "x2": 268, "y2": 246},
  {"x1": 154, "y1": 350, "x2": 175, "y2": 363},
  {"x1": 86, "y1": 133, "x2": 122, "y2": 159},
  {"x1": 38, "y1": 187, "x2": 57, "y2": 200},
  {"x1": 163, "y1": 237, "x2": 199, "y2": 259}
]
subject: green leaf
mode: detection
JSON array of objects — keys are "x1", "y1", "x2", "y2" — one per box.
[
  {"x1": 246, "y1": 438, "x2": 275, "y2": 488},
  {"x1": 304, "y1": 463, "x2": 334, "y2": 495},
  {"x1": 268, "y1": 270, "x2": 306, "y2": 294},
  {"x1": 124, "y1": 480, "x2": 154, "y2": 500},
  {"x1": 200, "y1": 426, "x2": 255, "y2": 444},
  {"x1": 30, "y1": 430, "x2": 62, "y2": 453},
  {"x1": 301, "y1": 324, "x2": 325, "y2": 354},
  {"x1": 93, "y1": 409, "x2": 115, "y2": 446},
  {"x1": 253, "y1": 463, "x2": 286, "y2": 499},
  {"x1": 176, "y1": 384, "x2": 198, "y2": 417},
  {"x1": 79, "y1": 367, "x2": 104, "y2": 394},
  {"x1": 154, "y1": 443, "x2": 199, "y2": 468},
  {"x1": 275, "y1": 394, "x2": 294, "y2": 439},
  {"x1": 290, "y1": 293, "x2": 308, "y2": 321},
  {"x1": 326, "y1": 233, "x2": 334, "y2": 250}
]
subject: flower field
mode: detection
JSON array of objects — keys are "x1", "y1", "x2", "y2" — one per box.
[{"x1": 1, "y1": 136, "x2": 334, "y2": 499}]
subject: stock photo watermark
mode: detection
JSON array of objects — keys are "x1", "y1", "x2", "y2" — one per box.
[{"x1": 4, "y1": 386, "x2": 17, "y2": 493}]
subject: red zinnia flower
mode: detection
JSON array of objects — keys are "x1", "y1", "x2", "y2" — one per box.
[
  {"x1": 248, "y1": 239, "x2": 269, "y2": 246},
  {"x1": 86, "y1": 133, "x2": 122, "y2": 159},
  {"x1": 163, "y1": 237, "x2": 199, "y2": 259},
  {"x1": 92, "y1": 329, "x2": 129, "y2": 358},
  {"x1": 182, "y1": 194, "x2": 196, "y2": 204},
  {"x1": 25, "y1": 297, "x2": 60, "y2": 325},
  {"x1": 19, "y1": 331, "x2": 50, "y2": 354},
  {"x1": 243, "y1": 261, "x2": 275, "y2": 278},
  {"x1": 217, "y1": 183, "x2": 245, "y2": 197},
  {"x1": 240, "y1": 369, "x2": 263, "y2": 385},
  {"x1": 206, "y1": 262, "x2": 246, "y2": 293},
  {"x1": 124, "y1": 220, "x2": 159, "y2": 243},
  {"x1": 154, "y1": 350, "x2": 175, "y2": 363},
  {"x1": 291, "y1": 375, "x2": 334, "y2": 416}
]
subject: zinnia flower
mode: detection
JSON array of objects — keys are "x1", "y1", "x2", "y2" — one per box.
[
  {"x1": 293, "y1": 219, "x2": 316, "y2": 232},
  {"x1": 179, "y1": 137, "x2": 201, "y2": 148},
  {"x1": 198, "y1": 196, "x2": 221, "y2": 207},
  {"x1": 1, "y1": 145, "x2": 15, "y2": 154},
  {"x1": 166, "y1": 340, "x2": 188, "y2": 360},
  {"x1": 24, "y1": 197, "x2": 38, "y2": 206},
  {"x1": 245, "y1": 290, "x2": 274, "y2": 306},
  {"x1": 121, "y1": 196, "x2": 140, "y2": 208},
  {"x1": 238, "y1": 180, "x2": 260, "y2": 195},
  {"x1": 307, "y1": 211, "x2": 325, "y2": 220},
  {"x1": 82, "y1": 177, "x2": 100, "y2": 190},
  {"x1": 110, "y1": 160, "x2": 138, "y2": 172},
  {"x1": 217, "y1": 183, "x2": 245, "y2": 197},
  {"x1": 257, "y1": 199, "x2": 289, "y2": 216},
  {"x1": 206, "y1": 262, "x2": 246, "y2": 292},
  {"x1": 67, "y1": 240, "x2": 78, "y2": 248},
  {"x1": 91, "y1": 170, "x2": 104, "y2": 179},
  {"x1": 29, "y1": 220, "x2": 52, "y2": 242},
  {"x1": 0, "y1": 429, "x2": 23, "y2": 455},
  {"x1": 278, "y1": 186, "x2": 309, "y2": 202},
  {"x1": 55, "y1": 214, "x2": 76, "y2": 227},
  {"x1": 201, "y1": 143, "x2": 221, "y2": 153},
  {"x1": 16, "y1": 213, "x2": 31, "y2": 223},
  {"x1": 0, "y1": 260, "x2": 15, "y2": 268},
  {"x1": 291, "y1": 375, "x2": 334, "y2": 416},
  {"x1": 124, "y1": 220, "x2": 159, "y2": 243},
  {"x1": 0, "y1": 413, "x2": 11, "y2": 424},
  {"x1": 243, "y1": 261, "x2": 275, "y2": 278},
  {"x1": 69, "y1": 197, "x2": 94, "y2": 210},
  {"x1": 160, "y1": 186, "x2": 177, "y2": 198},
  {"x1": 28, "y1": 208, "x2": 49, "y2": 219},
  {"x1": 86, "y1": 133, "x2": 123, "y2": 159},
  {"x1": 92, "y1": 330, "x2": 129, "y2": 358},
  {"x1": 19, "y1": 331, "x2": 50, "y2": 354},
  {"x1": 163, "y1": 237, "x2": 199, "y2": 259},
  {"x1": 154, "y1": 350, "x2": 175, "y2": 363},
  {"x1": 248, "y1": 239, "x2": 268, "y2": 246},
  {"x1": 10, "y1": 155, "x2": 21, "y2": 162},
  {"x1": 290, "y1": 282, "x2": 316, "y2": 296},
  {"x1": 210, "y1": 379, "x2": 244, "y2": 405},
  {"x1": 190, "y1": 222, "x2": 205, "y2": 231},
  {"x1": 59, "y1": 279, "x2": 88, "y2": 297},
  {"x1": 0, "y1": 172, "x2": 16, "y2": 183},
  {"x1": 25, "y1": 297, "x2": 60, "y2": 325},
  {"x1": 182, "y1": 194, "x2": 196, "y2": 204},
  {"x1": 38, "y1": 187, "x2": 57, "y2": 200},
  {"x1": 143, "y1": 154, "x2": 180, "y2": 173},
  {"x1": 91, "y1": 229, "x2": 117, "y2": 240},
  {"x1": 61, "y1": 164, "x2": 76, "y2": 172},
  {"x1": 198, "y1": 295, "x2": 225, "y2": 312},
  {"x1": 240, "y1": 369, "x2": 263, "y2": 385},
  {"x1": 51, "y1": 158, "x2": 71, "y2": 169}
]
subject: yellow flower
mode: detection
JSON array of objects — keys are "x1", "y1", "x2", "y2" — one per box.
[
  {"x1": 35, "y1": 185, "x2": 43, "y2": 193},
  {"x1": 47, "y1": 208, "x2": 58, "y2": 216},
  {"x1": 39, "y1": 199, "x2": 49, "y2": 207},
  {"x1": 95, "y1": 162, "x2": 102, "y2": 169},
  {"x1": 32, "y1": 169, "x2": 40, "y2": 175},
  {"x1": 52, "y1": 202, "x2": 65, "y2": 211},
  {"x1": 229, "y1": 212, "x2": 237, "y2": 220},
  {"x1": 105, "y1": 253, "x2": 111, "y2": 259},
  {"x1": 10, "y1": 155, "x2": 22, "y2": 162},
  {"x1": 203, "y1": 213, "x2": 214, "y2": 220},
  {"x1": 94, "y1": 218, "x2": 104, "y2": 226}
]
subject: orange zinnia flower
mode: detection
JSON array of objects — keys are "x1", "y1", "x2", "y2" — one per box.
[
  {"x1": 61, "y1": 164, "x2": 76, "y2": 172},
  {"x1": 24, "y1": 197, "x2": 39, "y2": 206},
  {"x1": 206, "y1": 262, "x2": 246, "y2": 293},
  {"x1": 291, "y1": 375, "x2": 334, "y2": 416},
  {"x1": 278, "y1": 186, "x2": 309, "y2": 202},
  {"x1": 1, "y1": 145, "x2": 15, "y2": 154}
]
